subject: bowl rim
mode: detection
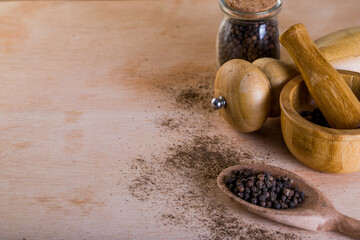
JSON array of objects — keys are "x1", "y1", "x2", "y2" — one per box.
[{"x1": 280, "y1": 70, "x2": 360, "y2": 141}]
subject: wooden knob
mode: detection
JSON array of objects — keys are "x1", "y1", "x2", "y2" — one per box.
[
  {"x1": 280, "y1": 24, "x2": 360, "y2": 129},
  {"x1": 252, "y1": 58, "x2": 298, "y2": 117},
  {"x1": 214, "y1": 59, "x2": 271, "y2": 132}
]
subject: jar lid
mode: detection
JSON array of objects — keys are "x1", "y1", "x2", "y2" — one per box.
[
  {"x1": 225, "y1": 0, "x2": 277, "y2": 13},
  {"x1": 220, "y1": 0, "x2": 282, "y2": 20}
]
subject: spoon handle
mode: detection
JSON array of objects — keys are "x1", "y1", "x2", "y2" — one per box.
[{"x1": 336, "y1": 213, "x2": 360, "y2": 239}]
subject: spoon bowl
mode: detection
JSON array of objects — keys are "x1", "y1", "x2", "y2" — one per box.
[{"x1": 217, "y1": 164, "x2": 360, "y2": 238}]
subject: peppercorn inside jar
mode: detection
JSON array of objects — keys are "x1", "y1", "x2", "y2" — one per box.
[{"x1": 216, "y1": 0, "x2": 282, "y2": 67}]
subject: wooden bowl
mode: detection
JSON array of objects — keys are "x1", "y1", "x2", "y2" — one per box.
[{"x1": 280, "y1": 70, "x2": 360, "y2": 173}]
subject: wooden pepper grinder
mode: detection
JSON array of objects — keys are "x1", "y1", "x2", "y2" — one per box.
[{"x1": 279, "y1": 24, "x2": 360, "y2": 129}]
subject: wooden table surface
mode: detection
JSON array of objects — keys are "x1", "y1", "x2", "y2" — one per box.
[{"x1": 0, "y1": 1, "x2": 359, "y2": 239}]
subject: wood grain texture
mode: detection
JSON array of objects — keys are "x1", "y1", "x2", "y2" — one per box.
[
  {"x1": 315, "y1": 26, "x2": 360, "y2": 71},
  {"x1": 280, "y1": 71, "x2": 360, "y2": 173},
  {"x1": 252, "y1": 58, "x2": 299, "y2": 117},
  {"x1": 214, "y1": 59, "x2": 271, "y2": 132},
  {"x1": 280, "y1": 23, "x2": 360, "y2": 129},
  {"x1": 336, "y1": 213, "x2": 360, "y2": 239}
]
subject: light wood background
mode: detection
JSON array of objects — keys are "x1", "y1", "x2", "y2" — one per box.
[{"x1": 0, "y1": 1, "x2": 359, "y2": 239}]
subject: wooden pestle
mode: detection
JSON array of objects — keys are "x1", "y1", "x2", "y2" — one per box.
[
  {"x1": 254, "y1": 26, "x2": 360, "y2": 118},
  {"x1": 279, "y1": 24, "x2": 360, "y2": 129}
]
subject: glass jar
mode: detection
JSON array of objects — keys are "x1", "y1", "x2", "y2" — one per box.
[{"x1": 216, "y1": 0, "x2": 282, "y2": 67}]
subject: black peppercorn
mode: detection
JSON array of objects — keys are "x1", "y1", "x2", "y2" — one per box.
[
  {"x1": 257, "y1": 174, "x2": 265, "y2": 181},
  {"x1": 256, "y1": 181, "x2": 265, "y2": 189},
  {"x1": 225, "y1": 177, "x2": 234, "y2": 185},
  {"x1": 258, "y1": 194, "x2": 266, "y2": 202},
  {"x1": 264, "y1": 192, "x2": 270, "y2": 199},
  {"x1": 226, "y1": 169, "x2": 305, "y2": 210},
  {"x1": 300, "y1": 108, "x2": 330, "y2": 127},
  {"x1": 251, "y1": 192, "x2": 259, "y2": 198},
  {"x1": 289, "y1": 190, "x2": 294, "y2": 197},
  {"x1": 283, "y1": 188, "x2": 291, "y2": 197},
  {"x1": 217, "y1": 18, "x2": 280, "y2": 66},
  {"x1": 246, "y1": 181, "x2": 254, "y2": 188},
  {"x1": 283, "y1": 182, "x2": 290, "y2": 188},
  {"x1": 244, "y1": 193, "x2": 250, "y2": 200},
  {"x1": 300, "y1": 191, "x2": 305, "y2": 199},
  {"x1": 271, "y1": 180, "x2": 276, "y2": 186},
  {"x1": 265, "y1": 181, "x2": 272, "y2": 188}
]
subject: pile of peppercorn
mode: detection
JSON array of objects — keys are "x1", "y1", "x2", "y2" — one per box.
[
  {"x1": 300, "y1": 108, "x2": 330, "y2": 128},
  {"x1": 225, "y1": 169, "x2": 305, "y2": 209},
  {"x1": 217, "y1": 19, "x2": 280, "y2": 66}
]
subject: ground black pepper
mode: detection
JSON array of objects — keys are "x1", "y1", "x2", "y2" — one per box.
[
  {"x1": 217, "y1": 18, "x2": 280, "y2": 65},
  {"x1": 125, "y1": 63, "x2": 302, "y2": 239},
  {"x1": 225, "y1": 169, "x2": 305, "y2": 209}
]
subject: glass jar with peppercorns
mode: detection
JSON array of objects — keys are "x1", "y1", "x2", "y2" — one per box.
[{"x1": 216, "y1": 0, "x2": 282, "y2": 67}]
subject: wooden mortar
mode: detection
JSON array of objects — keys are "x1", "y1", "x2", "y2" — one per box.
[
  {"x1": 280, "y1": 70, "x2": 360, "y2": 173},
  {"x1": 279, "y1": 23, "x2": 360, "y2": 129},
  {"x1": 253, "y1": 26, "x2": 360, "y2": 118}
]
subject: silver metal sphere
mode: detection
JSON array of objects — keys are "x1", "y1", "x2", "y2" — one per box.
[{"x1": 211, "y1": 96, "x2": 226, "y2": 110}]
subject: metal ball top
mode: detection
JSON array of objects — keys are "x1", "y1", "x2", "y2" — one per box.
[{"x1": 211, "y1": 96, "x2": 226, "y2": 110}]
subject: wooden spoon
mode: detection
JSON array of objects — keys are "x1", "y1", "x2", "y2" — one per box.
[
  {"x1": 217, "y1": 164, "x2": 360, "y2": 239},
  {"x1": 279, "y1": 24, "x2": 360, "y2": 129}
]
